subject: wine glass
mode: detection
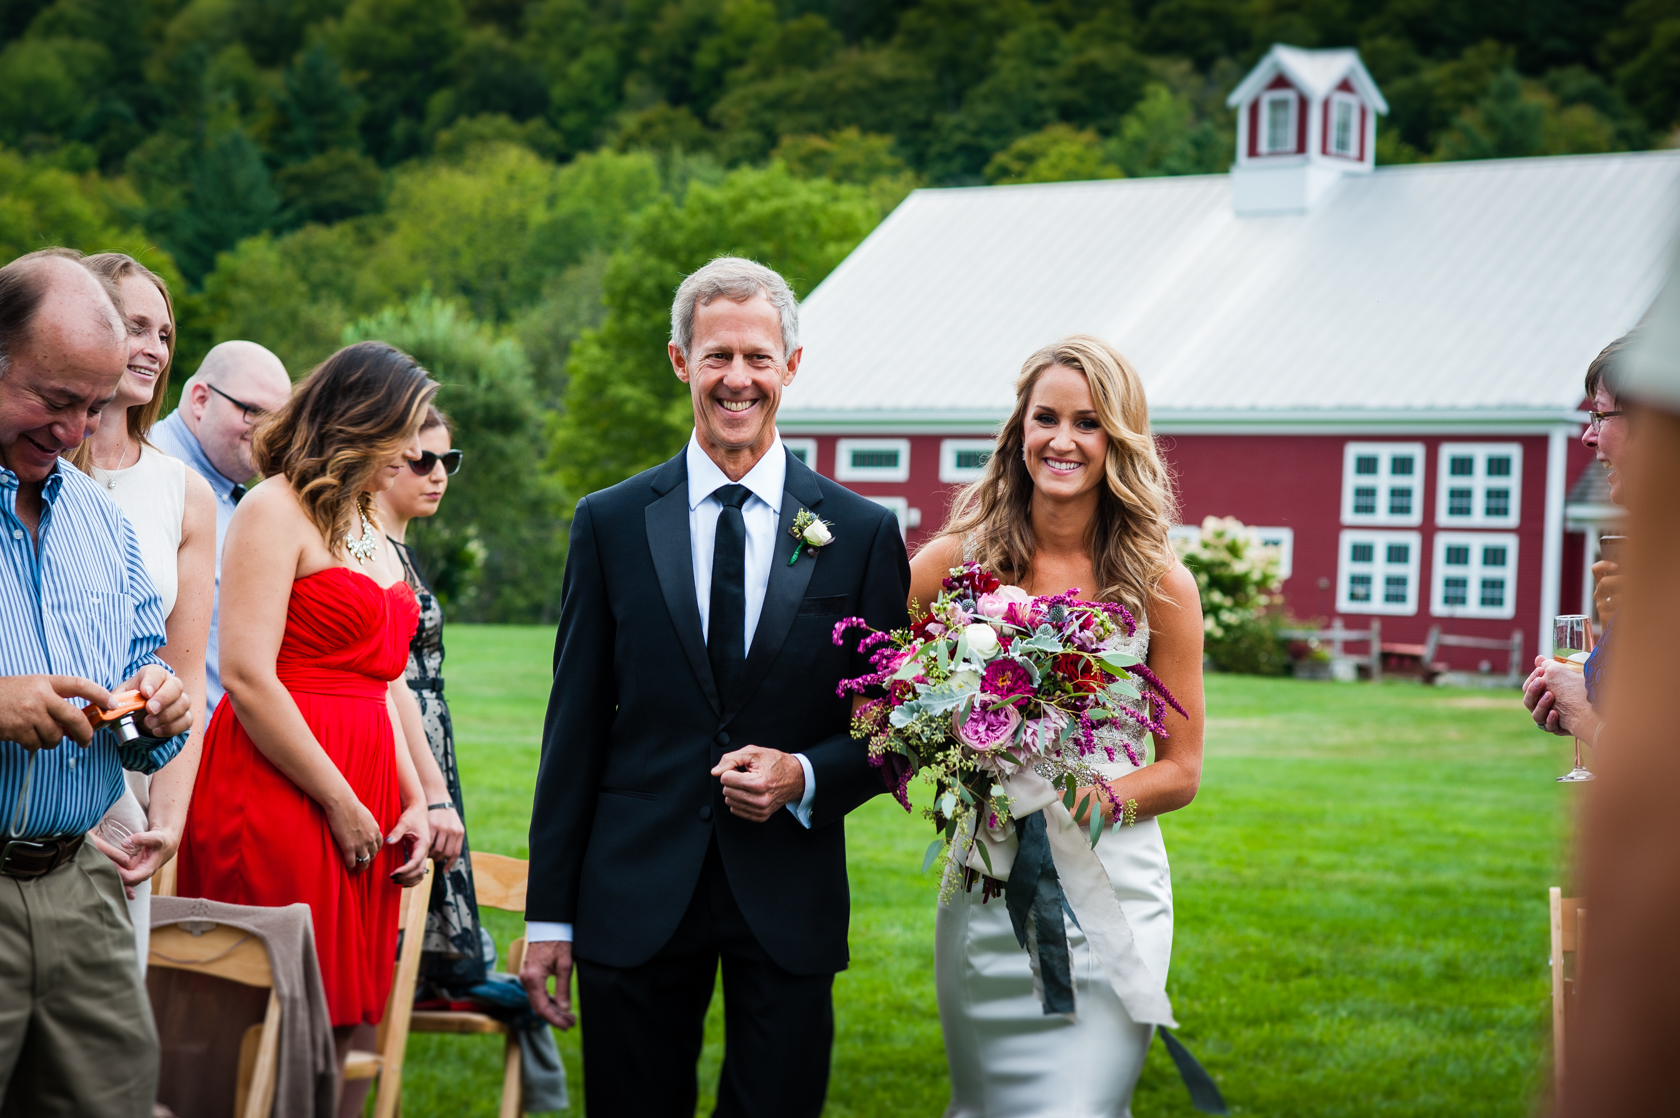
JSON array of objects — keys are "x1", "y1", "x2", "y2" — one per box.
[{"x1": 1553, "y1": 614, "x2": 1595, "y2": 783}]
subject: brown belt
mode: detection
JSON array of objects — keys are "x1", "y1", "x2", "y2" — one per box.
[{"x1": 0, "y1": 834, "x2": 85, "y2": 879}]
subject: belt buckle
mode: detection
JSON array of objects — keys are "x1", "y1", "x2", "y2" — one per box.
[{"x1": 0, "y1": 838, "x2": 53, "y2": 877}]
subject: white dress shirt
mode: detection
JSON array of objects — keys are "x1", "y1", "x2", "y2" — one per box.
[{"x1": 528, "y1": 435, "x2": 815, "y2": 944}]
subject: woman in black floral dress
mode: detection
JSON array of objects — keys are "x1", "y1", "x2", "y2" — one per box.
[{"x1": 375, "y1": 406, "x2": 485, "y2": 982}]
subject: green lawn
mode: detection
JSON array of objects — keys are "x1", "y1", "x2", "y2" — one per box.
[{"x1": 399, "y1": 625, "x2": 1572, "y2": 1117}]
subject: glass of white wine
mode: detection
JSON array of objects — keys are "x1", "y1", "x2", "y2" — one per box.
[{"x1": 1553, "y1": 614, "x2": 1594, "y2": 783}]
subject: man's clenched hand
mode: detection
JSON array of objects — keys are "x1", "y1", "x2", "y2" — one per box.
[{"x1": 711, "y1": 745, "x2": 805, "y2": 822}]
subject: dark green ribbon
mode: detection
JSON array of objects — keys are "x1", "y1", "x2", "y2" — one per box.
[{"x1": 1005, "y1": 810, "x2": 1229, "y2": 1114}]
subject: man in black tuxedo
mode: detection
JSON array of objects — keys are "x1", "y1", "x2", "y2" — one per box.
[{"x1": 520, "y1": 256, "x2": 911, "y2": 1116}]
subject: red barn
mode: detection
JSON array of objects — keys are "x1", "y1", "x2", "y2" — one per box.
[{"x1": 777, "y1": 46, "x2": 1678, "y2": 676}]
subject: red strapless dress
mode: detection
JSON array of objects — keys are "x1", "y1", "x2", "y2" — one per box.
[{"x1": 179, "y1": 566, "x2": 420, "y2": 1027}]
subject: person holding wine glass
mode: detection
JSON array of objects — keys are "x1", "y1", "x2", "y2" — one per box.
[{"x1": 1524, "y1": 331, "x2": 1636, "y2": 748}]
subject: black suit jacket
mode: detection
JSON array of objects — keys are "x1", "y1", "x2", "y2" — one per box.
[{"x1": 527, "y1": 447, "x2": 911, "y2": 975}]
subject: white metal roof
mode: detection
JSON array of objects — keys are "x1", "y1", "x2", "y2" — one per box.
[
  {"x1": 1226, "y1": 44, "x2": 1389, "y2": 113},
  {"x1": 780, "y1": 150, "x2": 1680, "y2": 433}
]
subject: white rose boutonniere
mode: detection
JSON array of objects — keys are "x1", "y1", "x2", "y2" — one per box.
[{"x1": 788, "y1": 508, "x2": 834, "y2": 566}]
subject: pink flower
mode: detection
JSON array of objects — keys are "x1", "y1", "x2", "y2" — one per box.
[
  {"x1": 976, "y1": 585, "x2": 1032, "y2": 623},
  {"x1": 1019, "y1": 708, "x2": 1069, "y2": 754},
  {"x1": 980, "y1": 658, "x2": 1034, "y2": 700},
  {"x1": 952, "y1": 697, "x2": 1021, "y2": 753}
]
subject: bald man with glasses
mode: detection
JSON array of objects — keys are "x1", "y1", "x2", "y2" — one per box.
[{"x1": 151, "y1": 341, "x2": 292, "y2": 707}]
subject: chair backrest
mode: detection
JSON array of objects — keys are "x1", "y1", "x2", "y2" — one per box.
[
  {"x1": 470, "y1": 851, "x2": 529, "y2": 913},
  {"x1": 1550, "y1": 888, "x2": 1586, "y2": 1101},
  {"x1": 148, "y1": 923, "x2": 282, "y2": 1118}
]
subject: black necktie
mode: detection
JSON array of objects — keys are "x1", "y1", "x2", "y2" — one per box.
[
  {"x1": 229, "y1": 484, "x2": 246, "y2": 505},
  {"x1": 707, "y1": 484, "x2": 750, "y2": 704}
]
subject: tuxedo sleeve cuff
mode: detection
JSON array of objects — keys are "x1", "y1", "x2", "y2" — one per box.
[
  {"x1": 526, "y1": 922, "x2": 573, "y2": 942},
  {"x1": 786, "y1": 752, "x2": 816, "y2": 829}
]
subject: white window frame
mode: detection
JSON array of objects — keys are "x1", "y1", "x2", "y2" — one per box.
[
  {"x1": 938, "y1": 439, "x2": 996, "y2": 483},
  {"x1": 1251, "y1": 526, "x2": 1295, "y2": 581},
  {"x1": 1168, "y1": 524, "x2": 1294, "y2": 580},
  {"x1": 1435, "y1": 443, "x2": 1523, "y2": 528},
  {"x1": 781, "y1": 438, "x2": 818, "y2": 471},
  {"x1": 1262, "y1": 91, "x2": 1297, "y2": 154},
  {"x1": 1330, "y1": 94, "x2": 1359, "y2": 157},
  {"x1": 1341, "y1": 442, "x2": 1425, "y2": 527},
  {"x1": 1337, "y1": 529, "x2": 1421, "y2": 616},
  {"x1": 867, "y1": 496, "x2": 920, "y2": 538},
  {"x1": 834, "y1": 438, "x2": 910, "y2": 483},
  {"x1": 1431, "y1": 531, "x2": 1519, "y2": 620}
]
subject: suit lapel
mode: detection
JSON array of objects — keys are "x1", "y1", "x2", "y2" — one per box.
[
  {"x1": 727, "y1": 451, "x2": 826, "y2": 721},
  {"x1": 645, "y1": 454, "x2": 722, "y2": 717}
]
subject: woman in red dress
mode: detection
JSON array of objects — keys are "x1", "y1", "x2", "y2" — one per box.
[{"x1": 179, "y1": 341, "x2": 464, "y2": 1110}]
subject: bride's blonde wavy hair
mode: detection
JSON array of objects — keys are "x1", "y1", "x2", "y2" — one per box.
[
  {"x1": 937, "y1": 335, "x2": 1178, "y2": 616},
  {"x1": 253, "y1": 341, "x2": 437, "y2": 557}
]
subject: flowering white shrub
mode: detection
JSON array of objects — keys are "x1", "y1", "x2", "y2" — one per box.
[{"x1": 1173, "y1": 516, "x2": 1287, "y2": 674}]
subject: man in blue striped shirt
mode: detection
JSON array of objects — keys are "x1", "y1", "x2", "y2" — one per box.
[{"x1": 0, "y1": 250, "x2": 193, "y2": 1117}]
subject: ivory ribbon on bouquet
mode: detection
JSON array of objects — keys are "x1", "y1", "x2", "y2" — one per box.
[{"x1": 954, "y1": 767, "x2": 1177, "y2": 1028}]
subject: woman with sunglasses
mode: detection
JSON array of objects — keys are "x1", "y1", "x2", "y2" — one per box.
[{"x1": 373, "y1": 409, "x2": 483, "y2": 984}]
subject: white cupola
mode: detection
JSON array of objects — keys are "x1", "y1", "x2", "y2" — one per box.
[{"x1": 1225, "y1": 44, "x2": 1388, "y2": 215}]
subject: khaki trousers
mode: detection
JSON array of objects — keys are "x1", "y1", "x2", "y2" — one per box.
[{"x1": 0, "y1": 839, "x2": 158, "y2": 1118}]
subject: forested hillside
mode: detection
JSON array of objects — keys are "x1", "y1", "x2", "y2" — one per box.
[{"x1": 2, "y1": 0, "x2": 1673, "y2": 618}]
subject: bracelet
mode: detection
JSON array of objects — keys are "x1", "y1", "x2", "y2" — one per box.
[
  {"x1": 1122, "y1": 798, "x2": 1139, "y2": 827},
  {"x1": 427, "y1": 802, "x2": 453, "y2": 811}
]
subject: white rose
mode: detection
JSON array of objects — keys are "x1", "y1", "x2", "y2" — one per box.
[
  {"x1": 802, "y1": 519, "x2": 834, "y2": 547},
  {"x1": 963, "y1": 622, "x2": 1000, "y2": 659}
]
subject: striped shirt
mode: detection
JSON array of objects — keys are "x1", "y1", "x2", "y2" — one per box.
[{"x1": 1, "y1": 461, "x2": 183, "y2": 839}]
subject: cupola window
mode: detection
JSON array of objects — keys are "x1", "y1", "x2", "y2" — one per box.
[
  {"x1": 1263, "y1": 92, "x2": 1297, "y2": 153},
  {"x1": 1330, "y1": 95, "x2": 1358, "y2": 156}
]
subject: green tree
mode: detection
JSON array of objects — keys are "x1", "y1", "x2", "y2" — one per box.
[
  {"x1": 1175, "y1": 515, "x2": 1288, "y2": 676},
  {"x1": 335, "y1": 0, "x2": 467, "y2": 163},
  {"x1": 344, "y1": 292, "x2": 565, "y2": 620},
  {"x1": 1435, "y1": 69, "x2": 1545, "y2": 160},
  {"x1": 984, "y1": 123, "x2": 1120, "y2": 184},
  {"x1": 1105, "y1": 83, "x2": 1229, "y2": 177},
  {"x1": 551, "y1": 164, "x2": 880, "y2": 504}
]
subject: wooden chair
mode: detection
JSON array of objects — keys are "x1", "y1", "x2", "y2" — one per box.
[
  {"x1": 1550, "y1": 888, "x2": 1586, "y2": 1100},
  {"x1": 147, "y1": 920, "x2": 282, "y2": 1118},
  {"x1": 344, "y1": 860, "x2": 434, "y2": 1118},
  {"x1": 408, "y1": 852, "x2": 532, "y2": 1118}
]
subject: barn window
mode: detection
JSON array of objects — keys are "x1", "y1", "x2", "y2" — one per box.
[
  {"x1": 939, "y1": 438, "x2": 997, "y2": 483},
  {"x1": 1337, "y1": 529, "x2": 1420, "y2": 616},
  {"x1": 782, "y1": 438, "x2": 817, "y2": 469},
  {"x1": 1435, "y1": 444, "x2": 1523, "y2": 528},
  {"x1": 1430, "y1": 532, "x2": 1519, "y2": 620},
  {"x1": 1330, "y1": 95, "x2": 1358, "y2": 156},
  {"x1": 1262, "y1": 92, "x2": 1296, "y2": 153},
  {"x1": 1342, "y1": 443, "x2": 1425, "y2": 527},
  {"x1": 835, "y1": 438, "x2": 911, "y2": 482}
]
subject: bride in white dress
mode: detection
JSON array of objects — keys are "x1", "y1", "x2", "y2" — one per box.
[{"x1": 908, "y1": 335, "x2": 1207, "y2": 1118}]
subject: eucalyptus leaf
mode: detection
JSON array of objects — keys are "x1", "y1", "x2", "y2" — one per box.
[
  {"x1": 975, "y1": 838, "x2": 994, "y2": 874},
  {"x1": 922, "y1": 838, "x2": 944, "y2": 874},
  {"x1": 1105, "y1": 676, "x2": 1141, "y2": 701},
  {"x1": 1089, "y1": 801, "x2": 1104, "y2": 847},
  {"x1": 1062, "y1": 784, "x2": 1076, "y2": 811},
  {"x1": 1099, "y1": 650, "x2": 1142, "y2": 670}
]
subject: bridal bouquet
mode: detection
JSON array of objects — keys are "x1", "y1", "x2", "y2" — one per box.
[{"x1": 833, "y1": 562, "x2": 1184, "y2": 889}]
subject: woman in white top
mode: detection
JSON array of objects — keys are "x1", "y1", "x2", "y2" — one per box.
[{"x1": 72, "y1": 253, "x2": 217, "y2": 964}]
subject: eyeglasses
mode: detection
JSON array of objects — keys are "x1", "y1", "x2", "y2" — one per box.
[
  {"x1": 1587, "y1": 409, "x2": 1625, "y2": 431},
  {"x1": 408, "y1": 449, "x2": 463, "y2": 476},
  {"x1": 205, "y1": 383, "x2": 268, "y2": 425}
]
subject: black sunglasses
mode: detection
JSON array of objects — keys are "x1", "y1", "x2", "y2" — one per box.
[{"x1": 408, "y1": 449, "x2": 464, "y2": 476}]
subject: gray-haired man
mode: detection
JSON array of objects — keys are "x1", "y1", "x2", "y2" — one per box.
[
  {"x1": 521, "y1": 257, "x2": 911, "y2": 1116},
  {"x1": 0, "y1": 250, "x2": 192, "y2": 1116}
]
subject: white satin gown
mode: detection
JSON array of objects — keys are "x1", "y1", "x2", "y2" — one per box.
[{"x1": 935, "y1": 624, "x2": 1172, "y2": 1118}]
